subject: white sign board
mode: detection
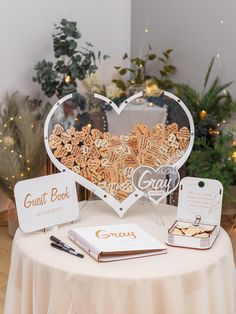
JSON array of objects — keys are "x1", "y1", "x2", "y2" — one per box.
[{"x1": 14, "y1": 173, "x2": 79, "y2": 233}]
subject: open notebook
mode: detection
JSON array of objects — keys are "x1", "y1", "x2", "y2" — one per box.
[{"x1": 68, "y1": 223, "x2": 167, "y2": 262}]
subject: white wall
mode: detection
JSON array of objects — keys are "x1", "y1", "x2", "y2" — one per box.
[
  {"x1": 0, "y1": 0, "x2": 131, "y2": 99},
  {"x1": 131, "y1": 0, "x2": 236, "y2": 98}
]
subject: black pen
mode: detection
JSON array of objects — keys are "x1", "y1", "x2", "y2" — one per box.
[
  {"x1": 50, "y1": 235, "x2": 74, "y2": 251},
  {"x1": 51, "y1": 243, "x2": 84, "y2": 258}
]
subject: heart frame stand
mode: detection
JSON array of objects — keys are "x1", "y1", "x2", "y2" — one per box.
[{"x1": 44, "y1": 91, "x2": 195, "y2": 218}]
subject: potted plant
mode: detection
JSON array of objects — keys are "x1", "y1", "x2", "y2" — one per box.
[
  {"x1": 33, "y1": 19, "x2": 110, "y2": 130},
  {"x1": 112, "y1": 46, "x2": 177, "y2": 95},
  {"x1": 176, "y1": 57, "x2": 236, "y2": 208}
]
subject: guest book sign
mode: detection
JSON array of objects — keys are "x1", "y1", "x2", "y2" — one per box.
[{"x1": 14, "y1": 172, "x2": 79, "y2": 233}]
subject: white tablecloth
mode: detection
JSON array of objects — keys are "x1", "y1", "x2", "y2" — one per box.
[
  {"x1": 106, "y1": 103, "x2": 167, "y2": 135},
  {"x1": 4, "y1": 200, "x2": 236, "y2": 314}
]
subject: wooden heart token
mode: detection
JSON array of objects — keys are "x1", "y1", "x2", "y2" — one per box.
[
  {"x1": 75, "y1": 155, "x2": 87, "y2": 168},
  {"x1": 61, "y1": 132, "x2": 71, "y2": 144},
  {"x1": 177, "y1": 127, "x2": 190, "y2": 140},
  {"x1": 52, "y1": 124, "x2": 64, "y2": 136},
  {"x1": 133, "y1": 124, "x2": 149, "y2": 136},
  {"x1": 67, "y1": 127, "x2": 75, "y2": 136},
  {"x1": 91, "y1": 128, "x2": 102, "y2": 140},
  {"x1": 119, "y1": 180, "x2": 134, "y2": 193},
  {"x1": 87, "y1": 159, "x2": 100, "y2": 171},
  {"x1": 61, "y1": 155, "x2": 75, "y2": 169},
  {"x1": 49, "y1": 135, "x2": 62, "y2": 149},
  {"x1": 53, "y1": 145, "x2": 68, "y2": 158}
]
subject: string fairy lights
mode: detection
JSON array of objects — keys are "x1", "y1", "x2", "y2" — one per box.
[
  {"x1": 0, "y1": 114, "x2": 32, "y2": 189},
  {"x1": 64, "y1": 75, "x2": 71, "y2": 83}
]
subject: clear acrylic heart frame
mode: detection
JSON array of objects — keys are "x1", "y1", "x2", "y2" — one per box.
[{"x1": 44, "y1": 91, "x2": 195, "y2": 217}]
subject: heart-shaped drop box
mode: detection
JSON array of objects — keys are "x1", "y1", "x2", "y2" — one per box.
[{"x1": 44, "y1": 91, "x2": 194, "y2": 217}]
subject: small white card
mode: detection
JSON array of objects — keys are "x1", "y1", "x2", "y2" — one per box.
[{"x1": 14, "y1": 173, "x2": 79, "y2": 233}]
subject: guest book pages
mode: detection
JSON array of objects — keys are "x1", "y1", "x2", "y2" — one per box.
[{"x1": 68, "y1": 223, "x2": 167, "y2": 262}]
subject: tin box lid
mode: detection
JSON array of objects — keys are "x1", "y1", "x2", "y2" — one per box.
[{"x1": 177, "y1": 177, "x2": 223, "y2": 225}]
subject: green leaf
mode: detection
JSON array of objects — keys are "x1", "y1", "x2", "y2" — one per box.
[
  {"x1": 136, "y1": 68, "x2": 143, "y2": 84},
  {"x1": 163, "y1": 65, "x2": 176, "y2": 73},
  {"x1": 85, "y1": 41, "x2": 94, "y2": 47},
  {"x1": 89, "y1": 64, "x2": 97, "y2": 75},
  {"x1": 148, "y1": 53, "x2": 157, "y2": 60},
  {"x1": 158, "y1": 57, "x2": 165, "y2": 63},
  {"x1": 203, "y1": 57, "x2": 215, "y2": 90},
  {"x1": 103, "y1": 54, "x2": 110, "y2": 60},
  {"x1": 163, "y1": 52, "x2": 169, "y2": 59},
  {"x1": 131, "y1": 58, "x2": 145, "y2": 67},
  {"x1": 160, "y1": 70, "x2": 167, "y2": 77},
  {"x1": 123, "y1": 53, "x2": 128, "y2": 60},
  {"x1": 69, "y1": 40, "x2": 77, "y2": 50},
  {"x1": 112, "y1": 79, "x2": 126, "y2": 91},
  {"x1": 166, "y1": 48, "x2": 173, "y2": 54},
  {"x1": 119, "y1": 68, "x2": 127, "y2": 75}
]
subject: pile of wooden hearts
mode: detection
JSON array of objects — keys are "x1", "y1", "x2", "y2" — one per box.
[{"x1": 49, "y1": 122, "x2": 190, "y2": 201}]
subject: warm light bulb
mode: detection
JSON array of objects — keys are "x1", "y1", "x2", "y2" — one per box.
[
  {"x1": 208, "y1": 128, "x2": 213, "y2": 135},
  {"x1": 199, "y1": 110, "x2": 207, "y2": 120},
  {"x1": 27, "y1": 167, "x2": 31, "y2": 171},
  {"x1": 217, "y1": 123, "x2": 220, "y2": 127},
  {"x1": 144, "y1": 28, "x2": 149, "y2": 33},
  {"x1": 12, "y1": 175, "x2": 15, "y2": 179},
  {"x1": 65, "y1": 75, "x2": 71, "y2": 83},
  {"x1": 3, "y1": 124, "x2": 7, "y2": 128},
  {"x1": 26, "y1": 160, "x2": 30, "y2": 163},
  {"x1": 31, "y1": 124, "x2": 34, "y2": 128},
  {"x1": 10, "y1": 150, "x2": 14, "y2": 153},
  {"x1": 19, "y1": 154, "x2": 22, "y2": 158},
  {"x1": 20, "y1": 173, "x2": 24, "y2": 177},
  {"x1": 217, "y1": 54, "x2": 220, "y2": 58},
  {"x1": 5, "y1": 177, "x2": 8, "y2": 180},
  {"x1": 18, "y1": 116, "x2": 22, "y2": 119},
  {"x1": 232, "y1": 151, "x2": 236, "y2": 160},
  {"x1": 231, "y1": 151, "x2": 236, "y2": 163},
  {"x1": 222, "y1": 120, "x2": 226, "y2": 124},
  {"x1": 10, "y1": 117, "x2": 14, "y2": 121},
  {"x1": 220, "y1": 20, "x2": 224, "y2": 24}
]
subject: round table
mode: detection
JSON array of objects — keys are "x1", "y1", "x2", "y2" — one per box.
[{"x1": 4, "y1": 200, "x2": 236, "y2": 314}]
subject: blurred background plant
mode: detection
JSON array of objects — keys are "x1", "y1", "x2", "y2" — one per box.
[
  {"x1": 0, "y1": 92, "x2": 49, "y2": 201},
  {"x1": 112, "y1": 45, "x2": 176, "y2": 95},
  {"x1": 177, "y1": 57, "x2": 236, "y2": 200}
]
